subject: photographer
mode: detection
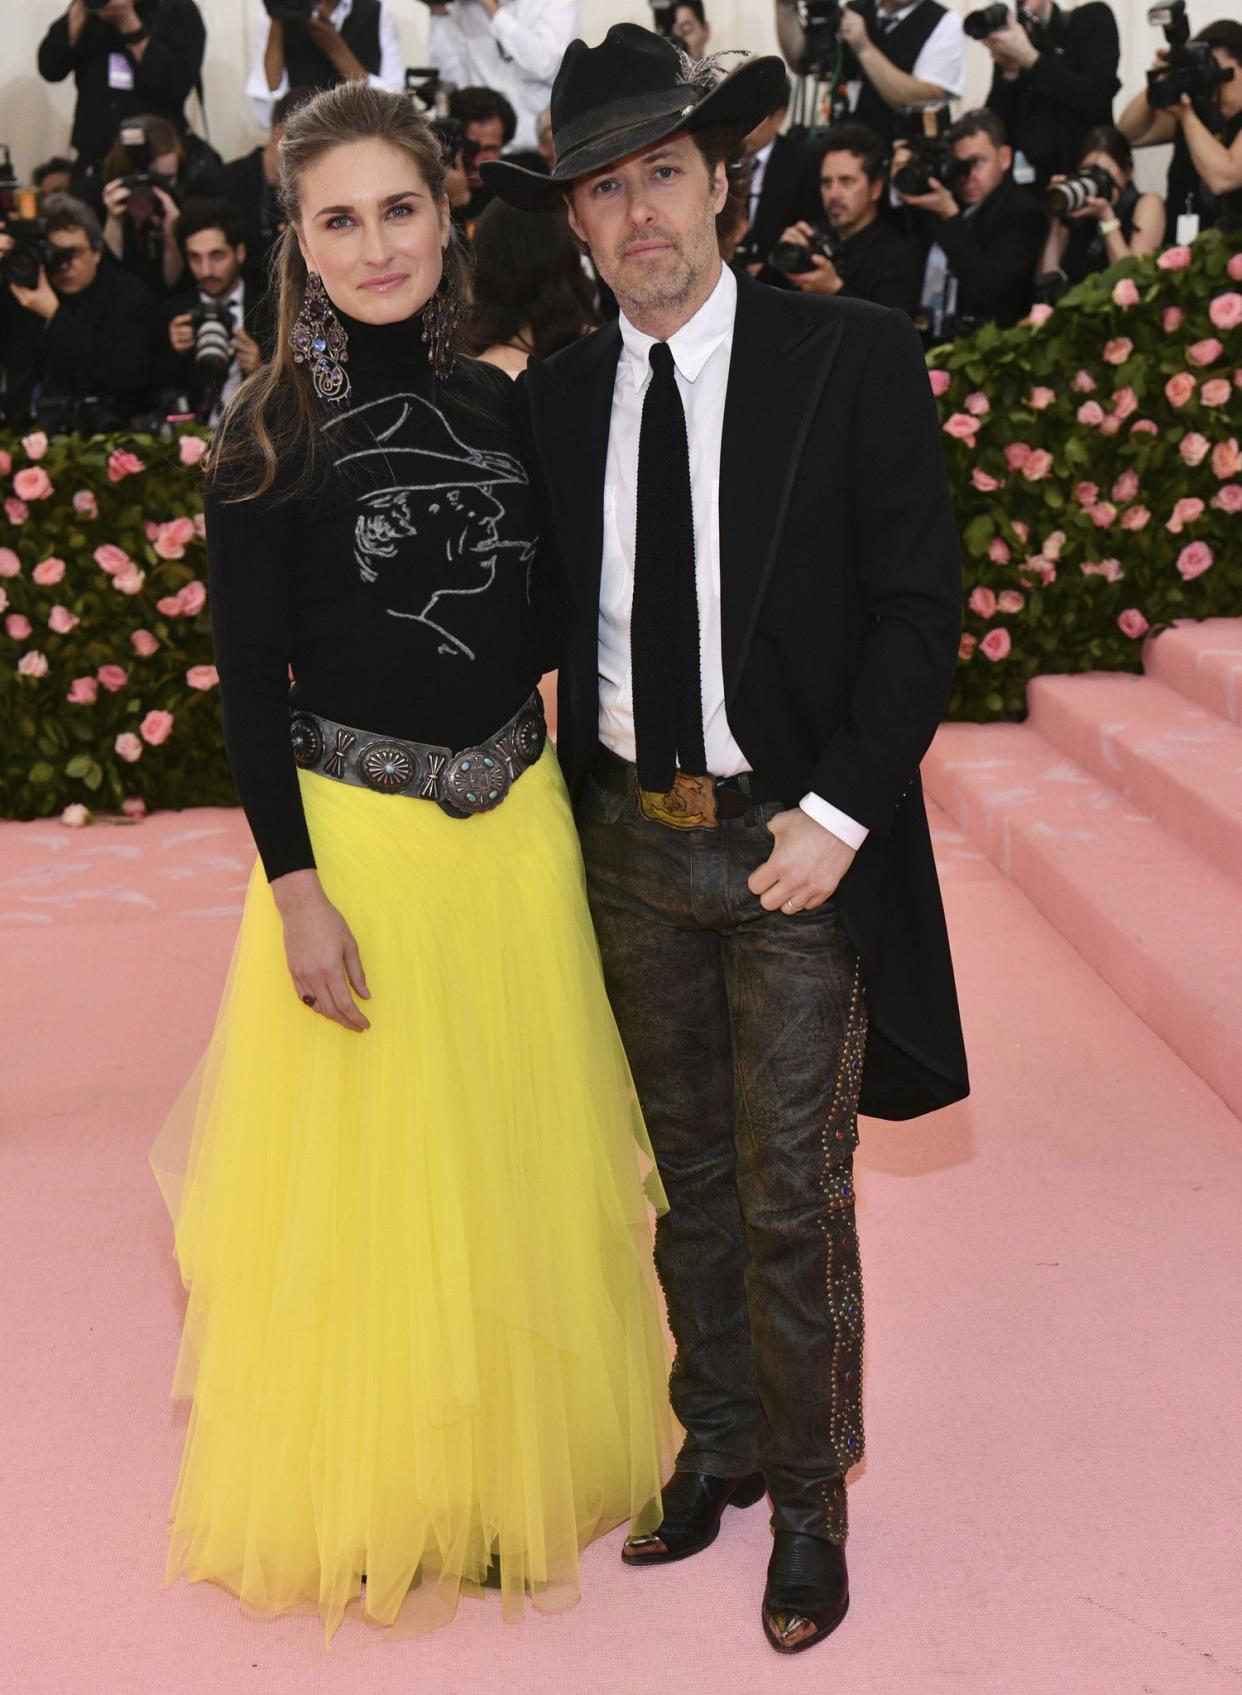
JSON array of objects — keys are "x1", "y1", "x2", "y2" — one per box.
[
  {"x1": 448, "y1": 86, "x2": 520, "y2": 222},
  {"x1": 37, "y1": 0, "x2": 206, "y2": 171},
  {"x1": 0, "y1": 193, "x2": 154, "y2": 426},
  {"x1": 769, "y1": 122, "x2": 923, "y2": 313},
  {"x1": 670, "y1": 2, "x2": 712, "y2": 62},
  {"x1": 1119, "y1": 19, "x2": 1242, "y2": 233},
  {"x1": 774, "y1": 0, "x2": 965, "y2": 146},
  {"x1": 96, "y1": 115, "x2": 221, "y2": 298},
  {"x1": 1038, "y1": 125, "x2": 1164, "y2": 288},
  {"x1": 246, "y1": 0, "x2": 403, "y2": 130},
  {"x1": 425, "y1": 0, "x2": 581, "y2": 152},
  {"x1": 156, "y1": 199, "x2": 271, "y2": 424},
  {"x1": 981, "y1": 0, "x2": 1121, "y2": 193},
  {"x1": 895, "y1": 107, "x2": 1047, "y2": 335},
  {"x1": 221, "y1": 90, "x2": 309, "y2": 281}
]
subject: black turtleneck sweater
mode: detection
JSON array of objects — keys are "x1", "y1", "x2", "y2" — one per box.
[{"x1": 205, "y1": 311, "x2": 547, "y2": 881}]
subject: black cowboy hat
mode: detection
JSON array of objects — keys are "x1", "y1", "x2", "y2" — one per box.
[{"x1": 480, "y1": 24, "x2": 787, "y2": 214}]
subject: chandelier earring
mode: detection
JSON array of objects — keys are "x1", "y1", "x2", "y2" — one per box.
[
  {"x1": 422, "y1": 251, "x2": 463, "y2": 382},
  {"x1": 291, "y1": 271, "x2": 351, "y2": 406}
]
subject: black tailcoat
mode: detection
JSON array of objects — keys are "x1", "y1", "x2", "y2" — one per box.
[{"x1": 520, "y1": 276, "x2": 969, "y2": 1121}]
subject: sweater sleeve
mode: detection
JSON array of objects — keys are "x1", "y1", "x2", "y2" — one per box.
[{"x1": 205, "y1": 472, "x2": 315, "y2": 881}]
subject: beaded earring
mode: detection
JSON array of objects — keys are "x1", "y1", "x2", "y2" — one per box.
[
  {"x1": 421, "y1": 255, "x2": 462, "y2": 382},
  {"x1": 291, "y1": 272, "x2": 351, "y2": 405}
]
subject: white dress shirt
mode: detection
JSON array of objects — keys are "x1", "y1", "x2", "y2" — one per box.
[
  {"x1": 427, "y1": 0, "x2": 580, "y2": 152},
  {"x1": 246, "y1": 0, "x2": 404, "y2": 130},
  {"x1": 599, "y1": 264, "x2": 868, "y2": 851},
  {"x1": 216, "y1": 278, "x2": 247, "y2": 418},
  {"x1": 857, "y1": 0, "x2": 966, "y2": 99}
]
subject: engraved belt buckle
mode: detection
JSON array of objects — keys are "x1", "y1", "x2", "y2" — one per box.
[{"x1": 638, "y1": 772, "x2": 720, "y2": 831}]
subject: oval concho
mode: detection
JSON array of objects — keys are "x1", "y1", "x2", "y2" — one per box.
[
  {"x1": 290, "y1": 714, "x2": 325, "y2": 769},
  {"x1": 512, "y1": 707, "x2": 546, "y2": 770},
  {"x1": 442, "y1": 748, "x2": 511, "y2": 815},
  {"x1": 358, "y1": 740, "x2": 416, "y2": 793}
]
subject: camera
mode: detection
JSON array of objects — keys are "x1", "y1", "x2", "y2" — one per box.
[
  {"x1": 1046, "y1": 164, "x2": 1115, "y2": 215},
  {"x1": 0, "y1": 147, "x2": 54, "y2": 290},
  {"x1": 189, "y1": 301, "x2": 235, "y2": 381},
  {"x1": 963, "y1": 4, "x2": 1010, "y2": 41},
  {"x1": 892, "y1": 104, "x2": 970, "y2": 198},
  {"x1": 768, "y1": 226, "x2": 847, "y2": 278},
  {"x1": 32, "y1": 389, "x2": 121, "y2": 435},
  {"x1": 648, "y1": 2, "x2": 676, "y2": 33},
  {"x1": 800, "y1": 0, "x2": 852, "y2": 72},
  {"x1": 262, "y1": 0, "x2": 318, "y2": 20},
  {"x1": 1146, "y1": 1, "x2": 1235, "y2": 108}
]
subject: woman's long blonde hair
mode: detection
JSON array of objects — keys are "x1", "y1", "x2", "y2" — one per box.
[{"x1": 206, "y1": 82, "x2": 471, "y2": 502}]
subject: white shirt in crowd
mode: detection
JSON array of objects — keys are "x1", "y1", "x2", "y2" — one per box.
[
  {"x1": 427, "y1": 0, "x2": 580, "y2": 153},
  {"x1": 851, "y1": 0, "x2": 965, "y2": 102},
  {"x1": 245, "y1": 0, "x2": 404, "y2": 130},
  {"x1": 205, "y1": 277, "x2": 246, "y2": 425},
  {"x1": 600, "y1": 263, "x2": 868, "y2": 852}
]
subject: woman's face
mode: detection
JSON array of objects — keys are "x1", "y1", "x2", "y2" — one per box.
[
  {"x1": 1081, "y1": 150, "x2": 1127, "y2": 191},
  {"x1": 296, "y1": 138, "x2": 450, "y2": 324}
]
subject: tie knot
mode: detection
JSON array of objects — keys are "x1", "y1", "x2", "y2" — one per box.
[{"x1": 649, "y1": 342, "x2": 675, "y2": 377}]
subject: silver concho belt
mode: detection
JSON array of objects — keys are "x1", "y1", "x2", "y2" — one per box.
[{"x1": 289, "y1": 692, "x2": 546, "y2": 818}]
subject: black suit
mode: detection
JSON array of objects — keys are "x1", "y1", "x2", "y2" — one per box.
[
  {"x1": 0, "y1": 256, "x2": 155, "y2": 425},
  {"x1": 915, "y1": 178, "x2": 1048, "y2": 331},
  {"x1": 738, "y1": 131, "x2": 815, "y2": 270},
  {"x1": 985, "y1": 1, "x2": 1120, "y2": 192}
]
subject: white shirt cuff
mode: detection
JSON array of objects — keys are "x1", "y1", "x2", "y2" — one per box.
[{"x1": 799, "y1": 792, "x2": 869, "y2": 851}]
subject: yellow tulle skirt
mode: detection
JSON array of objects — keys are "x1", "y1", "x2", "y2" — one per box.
[{"x1": 150, "y1": 746, "x2": 675, "y2": 1643}]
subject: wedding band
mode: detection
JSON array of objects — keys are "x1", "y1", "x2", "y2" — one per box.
[
  {"x1": 783, "y1": 900, "x2": 802, "y2": 913},
  {"x1": 301, "y1": 993, "x2": 317, "y2": 1008}
]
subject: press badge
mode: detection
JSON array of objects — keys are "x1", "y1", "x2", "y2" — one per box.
[
  {"x1": 1012, "y1": 149, "x2": 1036, "y2": 186},
  {"x1": 108, "y1": 52, "x2": 135, "y2": 91}
]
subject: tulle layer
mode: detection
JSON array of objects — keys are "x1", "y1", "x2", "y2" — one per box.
[{"x1": 151, "y1": 748, "x2": 674, "y2": 1642}]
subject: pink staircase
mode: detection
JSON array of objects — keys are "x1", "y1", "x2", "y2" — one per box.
[{"x1": 924, "y1": 618, "x2": 1242, "y2": 1119}]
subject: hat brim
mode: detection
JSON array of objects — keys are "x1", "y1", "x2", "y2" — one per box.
[{"x1": 481, "y1": 55, "x2": 788, "y2": 214}]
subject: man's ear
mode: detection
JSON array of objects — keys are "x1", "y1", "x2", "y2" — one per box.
[
  {"x1": 999, "y1": 145, "x2": 1013, "y2": 175},
  {"x1": 711, "y1": 159, "x2": 729, "y2": 216},
  {"x1": 237, "y1": 241, "x2": 248, "y2": 268}
]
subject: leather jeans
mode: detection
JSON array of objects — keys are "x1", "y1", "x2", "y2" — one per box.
[{"x1": 577, "y1": 768, "x2": 866, "y2": 1545}]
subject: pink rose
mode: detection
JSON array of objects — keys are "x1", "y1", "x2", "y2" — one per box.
[
  {"x1": 106, "y1": 448, "x2": 146, "y2": 483},
  {"x1": 928, "y1": 368, "x2": 951, "y2": 397},
  {"x1": 1111, "y1": 387, "x2": 1139, "y2": 421},
  {"x1": 115, "y1": 732, "x2": 143, "y2": 764},
  {"x1": 143, "y1": 521, "x2": 158, "y2": 541},
  {"x1": 1027, "y1": 303, "x2": 1054, "y2": 326},
  {"x1": 1157, "y1": 245, "x2": 1192, "y2": 271},
  {"x1": 179, "y1": 579, "x2": 207, "y2": 616},
  {"x1": 1019, "y1": 557, "x2": 1057, "y2": 587},
  {"x1": 943, "y1": 413, "x2": 980, "y2": 440},
  {"x1": 1201, "y1": 378, "x2": 1231, "y2": 408},
  {"x1": 140, "y1": 709, "x2": 174, "y2": 746},
  {"x1": 0, "y1": 450, "x2": 9, "y2": 475},
  {"x1": 971, "y1": 467, "x2": 1004, "y2": 492},
  {"x1": 5, "y1": 613, "x2": 32, "y2": 640},
  {"x1": 1211, "y1": 484, "x2": 1242, "y2": 513},
  {"x1": 1212, "y1": 439, "x2": 1241, "y2": 479},
  {"x1": 1077, "y1": 400, "x2": 1105, "y2": 427},
  {"x1": 958, "y1": 633, "x2": 977, "y2": 661},
  {"x1": 1180, "y1": 432, "x2": 1210, "y2": 467},
  {"x1": 112, "y1": 565, "x2": 146, "y2": 596},
  {"x1": 1112, "y1": 469, "x2": 1139, "y2": 502},
  {"x1": 153, "y1": 517, "x2": 197, "y2": 561},
  {"x1": 1162, "y1": 306, "x2": 1184, "y2": 333},
  {"x1": 130, "y1": 629, "x2": 160, "y2": 657},
  {"x1": 1075, "y1": 481, "x2": 1099, "y2": 507},
  {"x1": 1117, "y1": 609, "x2": 1150, "y2": 640},
  {"x1": 155, "y1": 595, "x2": 182, "y2": 617},
  {"x1": 1071, "y1": 370, "x2": 1096, "y2": 393},
  {"x1": 0, "y1": 547, "x2": 20, "y2": 577},
  {"x1": 67, "y1": 676, "x2": 98, "y2": 705},
  {"x1": 1102, "y1": 338, "x2": 1132, "y2": 366},
  {"x1": 1089, "y1": 502, "x2": 1117, "y2": 529},
  {"x1": 97, "y1": 664, "x2": 129, "y2": 692},
  {"x1": 93, "y1": 544, "x2": 131, "y2": 575},
  {"x1": 1022, "y1": 449, "x2": 1053, "y2": 481},
  {"x1": 1043, "y1": 530, "x2": 1066, "y2": 560},
  {"x1": 1176, "y1": 542, "x2": 1214, "y2": 580},
  {"x1": 1166, "y1": 497, "x2": 1205, "y2": 534},
  {"x1": 1099, "y1": 414, "x2": 1122, "y2": 436},
  {"x1": 21, "y1": 431, "x2": 49, "y2": 461},
  {"x1": 1081, "y1": 558, "x2": 1124, "y2": 582},
  {"x1": 980, "y1": 628, "x2": 1012, "y2": 662},
  {"x1": 1028, "y1": 387, "x2": 1056, "y2": 410},
  {"x1": 121, "y1": 796, "x2": 147, "y2": 819},
  {"x1": 179, "y1": 434, "x2": 208, "y2": 466},
  {"x1": 192, "y1": 513, "x2": 206, "y2": 540},
  {"x1": 1004, "y1": 441, "x2": 1033, "y2": 470},
  {"x1": 997, "y1": 589, "x2": 1025, "y2": 614},
  {"x1": 1188, "y1": 338, "x2": 1223, "y2": 368},
  {"x1": 73, "y1": 489, "x2": 99, "y2": 518},
  {"x1": 60, "y1": 804, "x2": 91, "y2": 829},
  {"x1": 1230, "y1": 253, "x2": 1242, "y2": 282},
  {"x1": 965, "y1": 391, "x2": 990, "y2": 416},
  {"x1": 185, "y1": 664, "x2": 219, "y2": 690},
  {"x1": 17, "y1": 650, "x2": 48, "y2": 678},
  {"x1": 48, "y1": 604, "x2": 80, "y2": 634},
  {"x1": 969, "y1": 586, "x2": 997, "y2": 618},
  {"x1": 0, "y1": 587, "x2": 8, "y2": 615},
  {"x1": 13, "y1": 466, "x2": 53, "y2": 501},
  {"x1": 1120, "y1": 505, "x2": 1151, "y2": 531},
  {"x1": 1130, "y1": 419, "x2": 1158, "y2": 437},
  {"x1": 1111, "y1": 278, "x2": 1140, "y2": 308},
  {"x1": 1165, "y1": 372, "x2": 1196, "y2": 408},
  {"x1": 1208, "y1": 292, "x2": 1242, "y2": 332},
  {"x1": 987, "y1": 537, "x2": 1011, "y2": 564},
  {"x1": 5, "y1": 498, "x2": 28, "y2": 525},
  {"x1": 32, "y1": 556, "x2": 66, "y2": 586}
]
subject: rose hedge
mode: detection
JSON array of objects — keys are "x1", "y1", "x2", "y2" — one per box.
[{"x1": 1, "y1": 227, "x2": 1240, "y2": 817}]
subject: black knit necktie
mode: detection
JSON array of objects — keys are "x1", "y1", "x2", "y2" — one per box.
[{"x1": 631, "y1": 341, "x2": 707, "y2": 792}]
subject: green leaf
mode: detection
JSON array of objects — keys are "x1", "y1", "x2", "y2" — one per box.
[
  {"x1": 65, "y1": 754, "x2": 92, "y2": 778},
  {"x1": 962, "y1": 514, "x2": 994, "y2": 557},
  {"x1": 28, "y1": 762, "x2": 55, "y2": 785}
]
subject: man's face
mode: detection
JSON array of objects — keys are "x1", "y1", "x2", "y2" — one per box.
[
  {"x1": 951, "y1": 133, "x2": 1009, "y2": 205},
  {"x1": 567, "y1": 133, "x2": 727, "y2": 322},
  {"x1": 465, "y1": 117, "x2": 505, "y2": 187},
  {"x1": 37, "y1": 170, "x2": 73, "y2": 197},
  {"x1": 185, "y1": 227, "x2": 246, "y2": 297},
  {"x1": 48, "y1": 230, "x2": 101, "y2": 296},
  {"x1": 819, "y1": 150, "x2": 880, "y2": 234},
  {"x1": 672, "y1": 6, "x2": 710, "y2": 61}
]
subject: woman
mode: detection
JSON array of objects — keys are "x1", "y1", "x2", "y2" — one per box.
[
  {"x1": 98, "y1": 115, "x2": 222, "y2": 296},
  {"x1": 151, "y1": 82, "x2": 673, "y2": 1644},
  {"x1": 1039, "y1": 126, "x2": 1165, "y2": 289},
  {"x1": 466, "y1": 197, "x2": 598, "y2": 376}
]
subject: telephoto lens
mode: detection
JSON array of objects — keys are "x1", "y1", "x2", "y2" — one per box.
[
  {"x1": 192, "y1": 306, "x2": 234, "y2": 380},
  {"x1": 1045, "y1": 164, "x2": 1116, "y2": 215},
  {"x1": 963, "y1": 3, "x2": 1010, "y2": 40}
]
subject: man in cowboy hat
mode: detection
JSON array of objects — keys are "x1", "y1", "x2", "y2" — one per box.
[{"x1": 483, "y1": 24, "x2": 967, "y2": 1656}]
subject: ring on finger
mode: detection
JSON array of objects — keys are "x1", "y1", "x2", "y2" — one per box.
[
  {"x1": 783, "y1": 898, "x2": 802, "y2": 914},
  {"x1": 301, "y1": 991, "x2": 317, "y2": 1008}
]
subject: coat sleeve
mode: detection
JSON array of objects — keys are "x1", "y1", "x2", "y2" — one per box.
[
  {"x1": 42, "y1": 272, "x2": 154, "y2": 397},
  {"x1": 806, "y1": 309, "x2": 961, "y2": 836},
  {"x1": 37, "y1": 12, "x2": 79, "y2": 80},
  {"x1": 934, "y1": 199, "x2": 1046, "y2": 321},
  {"x1": 1026, "y1": 4, "x2": 1120, "y2": 119},
  {"x1": 133, "y1": 0, "x2": 206, "y2": 109}
]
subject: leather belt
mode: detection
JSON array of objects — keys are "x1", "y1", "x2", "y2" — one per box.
[
  {"x1": 290, "y1": 692, "x2": 546, "y2": 819},
  {"x1": 590, "y1": 742, "x2": 783, "y2": 830}
]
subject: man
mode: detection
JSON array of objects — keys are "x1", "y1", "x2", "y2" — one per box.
[
  {"x1": 775, "y1": 0, "x2": 964, "y2": 145},
  {"x1": 33, "y1": 159, "x2": 77, "y2": 198},
  {"x1": 983, "y1": 0, "x2": 1120, "y2": 192},
  {"x1": 245, "y1": 0, "x2": 403, "y2": 130},
  {"x1": 772, "y1": 121, "x2": 923, "y2": 314},
  {"x1": 895, "y1": 107, "x2": 1047, "y2": 336},
  {"x1": 484, "y1": 25, "x2": 966, "y2": 1656},
  {"x1": 0, "y1": 193, "x2": 153, "y2": 425},
  {"x1": 448, "y1": 86, "x2": 521, "y2": 223},
  {"x1": 733, "y1": 76, "x2": 814, "y2": 272},
  {"x1": 671, "y1": 1, "x2": 712, "y2": 62},
  {"x1": 36, "y1": 0, "x2": 206, "y2": 171},
  {"x1": 425, "y1": 0, "x2": 580, "y2": 153},
  {"x1": 156, "y1": 199, "x2": 270, "y2": 423},
  {"x1": 220, "y1": 90, "x2": 308, "y2": 282}
]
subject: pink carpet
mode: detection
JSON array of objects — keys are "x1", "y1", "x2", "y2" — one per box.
[{"x1": 2, "y1": 800, "x2": 1239, "y2": 1693}]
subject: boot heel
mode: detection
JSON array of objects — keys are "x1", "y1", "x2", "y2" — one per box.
[{"x1": 731, "y1": 1473, "x2": 767, "y2": 1509}]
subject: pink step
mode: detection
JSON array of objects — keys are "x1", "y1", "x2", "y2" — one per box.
[
  {"x1": 1026, "y1": 672, "x2": 1242, "y2": 888},
  {"x1": 923, "y1": 722, "x2": 1242, "y2": 1119},
  {"x1": 1144, "y1": 619, "x2": 1242, "y2": 728}
]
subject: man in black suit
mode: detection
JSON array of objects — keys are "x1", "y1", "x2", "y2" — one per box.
[
  {"x1": 485, "y1": 25, "x2": 966, "y2": 1657},
  {"x1": 733, "y1": 77, "x2": 813, "y2": 272},
  {"x1": 155, "y1": 198, "x2": 272, "y2": 422},
  {"x1": 895, "y1": 107, "x2": 1047, "y2": 335}
]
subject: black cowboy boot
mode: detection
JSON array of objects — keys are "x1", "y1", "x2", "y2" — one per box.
[
  {"x1": 761, "y1": 1531, "x2": 849, "y2": 1653},
  {"x1": 622, "y1": 1470, "x2": 767, "y2": 1565}
]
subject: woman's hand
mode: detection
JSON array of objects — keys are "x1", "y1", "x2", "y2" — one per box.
[{"x1": 271, "y1": 869, "x2": 372, "y2": 1032}]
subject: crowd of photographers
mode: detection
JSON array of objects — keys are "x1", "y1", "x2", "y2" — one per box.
[{"x1": 2, "y1": 0, "x2": 1241, "y2": 437}]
